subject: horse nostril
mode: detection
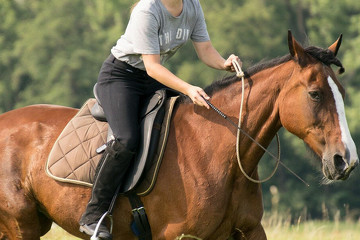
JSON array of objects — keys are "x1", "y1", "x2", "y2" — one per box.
[{"x1": 334, "y1": 154, "x2": 346, "y2": 172}]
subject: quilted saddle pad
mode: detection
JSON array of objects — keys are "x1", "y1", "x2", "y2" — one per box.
[
  {"x1": 46, "y1": 99, "x2": 108, "y2": 186},
  {"x1": 45, "y1": 96, "x2": 178, "y2": 194}
]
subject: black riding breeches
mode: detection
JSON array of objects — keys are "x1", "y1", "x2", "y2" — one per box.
[{"x1": 96, "y1": 54, "x2": 166, "y2": 151}]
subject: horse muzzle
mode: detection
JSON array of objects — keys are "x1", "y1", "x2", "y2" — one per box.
[{"x1": 322, "y1": 152, "x2": 359, "y2": 180}]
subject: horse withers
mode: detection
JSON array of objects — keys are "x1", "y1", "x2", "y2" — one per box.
[{"x1": 0, "y1": 31, "x2": 357, "y2": 239}]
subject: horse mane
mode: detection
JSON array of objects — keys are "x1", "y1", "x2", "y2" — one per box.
[
  {"x1": 179, "y1": 45, "x2": 345, "y2": 102},
  {"x1": 203, "y1": 54, "x2": 292, "y2": 97},
  {"x1": 305, "y1": 46, "x2": 345, "y2": 74}
]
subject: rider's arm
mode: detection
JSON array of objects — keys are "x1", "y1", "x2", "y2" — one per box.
[
  {"x1": 142, "y1": 54, "x2": 210, "y2": 109},
  {"x1": 193, "y1": 41, "x2": 241, "y2": 72}
]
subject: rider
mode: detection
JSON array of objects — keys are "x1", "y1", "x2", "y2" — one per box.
[{"x1": 79, "y1": 0, "x2": 241, "y2": 239}]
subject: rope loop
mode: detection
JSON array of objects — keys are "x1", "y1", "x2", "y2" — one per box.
[
  {"x1": 204, "y1": 61, "x2": 309, "y2": 186},
  {"x1": 232, "y1": 60, "x2": 281, "y2": 184},
  {"x1": 232, "y1": 60, "x2": 244, "y2": 78}
]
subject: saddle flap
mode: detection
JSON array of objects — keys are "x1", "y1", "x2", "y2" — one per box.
[
  {"x1": 140, "y1": 91, "x2": 164, "y2": 119},
  {"x1": 90, "y1": 86, "x2": 169, "y2": 193},
  {"x1": 121, "y1": 89, "x2": 167, "y2": 193}
]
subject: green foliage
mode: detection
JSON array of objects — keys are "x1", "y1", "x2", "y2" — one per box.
[
  {"x1": 0, "y1": 0, "x2": 134, "y2": 110},
  {"x1": 1, "y1": 0, "x2": 359, "y2": 219}
]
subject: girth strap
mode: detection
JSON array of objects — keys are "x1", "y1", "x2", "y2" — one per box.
[
  {"x1": 127, "y1": 192, "x2": 152, "y2": 240},
  {"x1": 92, "y1": 188, "x2": 152, "y2": 239}
]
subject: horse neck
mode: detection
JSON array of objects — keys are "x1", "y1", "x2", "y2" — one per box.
[
  {"x1": 208, "y1": 62, "x2": 293, "y2": 172},
  {"x1": 169, "y1": 61, "x2": 294, "y2": 189}
]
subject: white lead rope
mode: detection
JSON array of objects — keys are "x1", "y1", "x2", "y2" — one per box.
[
  {"x1": 204, "y1": 64, "x2": 309, "y2": 185},
  {"x1": 232, "y1": 59, "x2": 244, "y2": 78},
  {"x1": 231, "y1": 60, "x2": 309, "y2": 186},
  {"x1": 232, "y1": 60, "x2": 280, "y2": 183}
]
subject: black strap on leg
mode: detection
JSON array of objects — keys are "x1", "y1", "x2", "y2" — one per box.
[
  {"x1": 101, "y1": 185, "x2": 152, "y2": 239},
  {"x1": 127, "y1": 191, "x2": 152, "y2": 240}
]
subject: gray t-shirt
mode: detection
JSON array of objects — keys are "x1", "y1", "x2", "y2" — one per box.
[{"x1": 111, "y1": 0, "x2": 210, "y2": 70}]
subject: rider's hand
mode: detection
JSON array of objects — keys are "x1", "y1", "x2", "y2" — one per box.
[
  {"x1": 185, "y1": 85, "x2": 210, "y2": 109},
  {"x1": 224, "y1": 54, "x2": 242, "y2": 72}
]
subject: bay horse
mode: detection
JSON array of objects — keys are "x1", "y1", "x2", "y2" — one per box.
[{"x1": 0, "y1": 31, "x2": 358, "y2": 240}]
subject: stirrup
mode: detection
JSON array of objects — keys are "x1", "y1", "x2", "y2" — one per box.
[{"x1": 91, "y1": 211, "x2": 114, "y2": 240}]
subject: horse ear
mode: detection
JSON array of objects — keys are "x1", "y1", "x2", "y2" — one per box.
[
  {"x1": 287, "y1": 30, "x2": 307, "y2": 65},
  {"x1": 328, "y1": 34, "x2": 342, "y2": 56}
]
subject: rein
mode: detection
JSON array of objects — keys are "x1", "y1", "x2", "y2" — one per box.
[
  {"x1": 235, "y1": 60, "x2": 279, "y2": 183},
  {"x1": 204, "y1": 60, "x2": 309, "y2": 186}
]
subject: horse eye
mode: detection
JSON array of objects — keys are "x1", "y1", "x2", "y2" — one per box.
[{"x1": 309, "y1": 91, "x2": 321, "y2": 101}]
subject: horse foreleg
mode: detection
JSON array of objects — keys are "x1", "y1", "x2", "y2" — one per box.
[{"x1": 232, "y1": 224, "x2": 267, "y2": 240}]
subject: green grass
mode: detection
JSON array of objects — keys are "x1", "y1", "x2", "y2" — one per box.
[
  {"x1": 41, "y1": 218, "x2": 360, "y2": 240},
  {"x1": 41, "y1": 224, "x2": 81, "y2": 240},
  {"x1": 258, "y1": 186, "x2": 360, "y2": 240},
  {"x1": 263, "y1": 218, "x2": 360, "y2": 240}
]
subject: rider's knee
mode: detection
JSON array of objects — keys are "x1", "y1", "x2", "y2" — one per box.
[{"x1": 113, "y1": 134, "x2": 139, "y2": 152}]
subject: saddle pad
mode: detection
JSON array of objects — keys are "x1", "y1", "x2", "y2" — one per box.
[
  {"x1": 46, "y1": 99, "x2": 108, "y2": 186},
  {"x1": 46, "y1": 96, "x2": 179, "y2": 195}
]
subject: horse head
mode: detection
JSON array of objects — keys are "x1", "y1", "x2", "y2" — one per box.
[{"x1": 279, "y1": 30, "x2": 358, "y2": 181}]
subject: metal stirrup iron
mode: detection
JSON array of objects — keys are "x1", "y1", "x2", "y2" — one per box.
[
  {"x1": 91, "y1": 211, "x2": 113, "y2": 240},
  {"x1": 90, "y1": 184, "x2": 119, "y2": 240}
]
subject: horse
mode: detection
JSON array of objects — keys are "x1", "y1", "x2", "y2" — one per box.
[{"x1": 0, "y1": 31, "x2": 358, "y2": 240}]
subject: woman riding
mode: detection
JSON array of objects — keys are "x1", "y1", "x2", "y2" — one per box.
[{"x1": 79, "y1": 0, "x2": 241, "y2": 238}]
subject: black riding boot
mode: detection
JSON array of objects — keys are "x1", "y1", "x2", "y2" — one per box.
[{"x1": 79, "y1": 139, "x2": 135, "y2": 239}]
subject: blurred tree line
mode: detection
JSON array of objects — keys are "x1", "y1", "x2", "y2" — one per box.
[{"x1": 1, "y1": 0, "x2": 359, "y2": 221}]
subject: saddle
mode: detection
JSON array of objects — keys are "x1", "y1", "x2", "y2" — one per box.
[
  {"x1": 91, "y1": 84, "x2": 173, "y2": 193},
  {"x1": 46, "y1": 84, "x2": 179, "y2": 194}
]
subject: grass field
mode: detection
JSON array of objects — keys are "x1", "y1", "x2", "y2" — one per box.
[
  {"x1": 262, "y1": 214, "x2": 360, "y2": 240},
  {"x1": 41, "y1": 224, "x2": 81, "y2": 240},
  {"x1": 41, "y1": 216, "x2": 360, "y2": 240},
  {"x1": 263, "y1": 221, "x2": 360, "y2": 240}
]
